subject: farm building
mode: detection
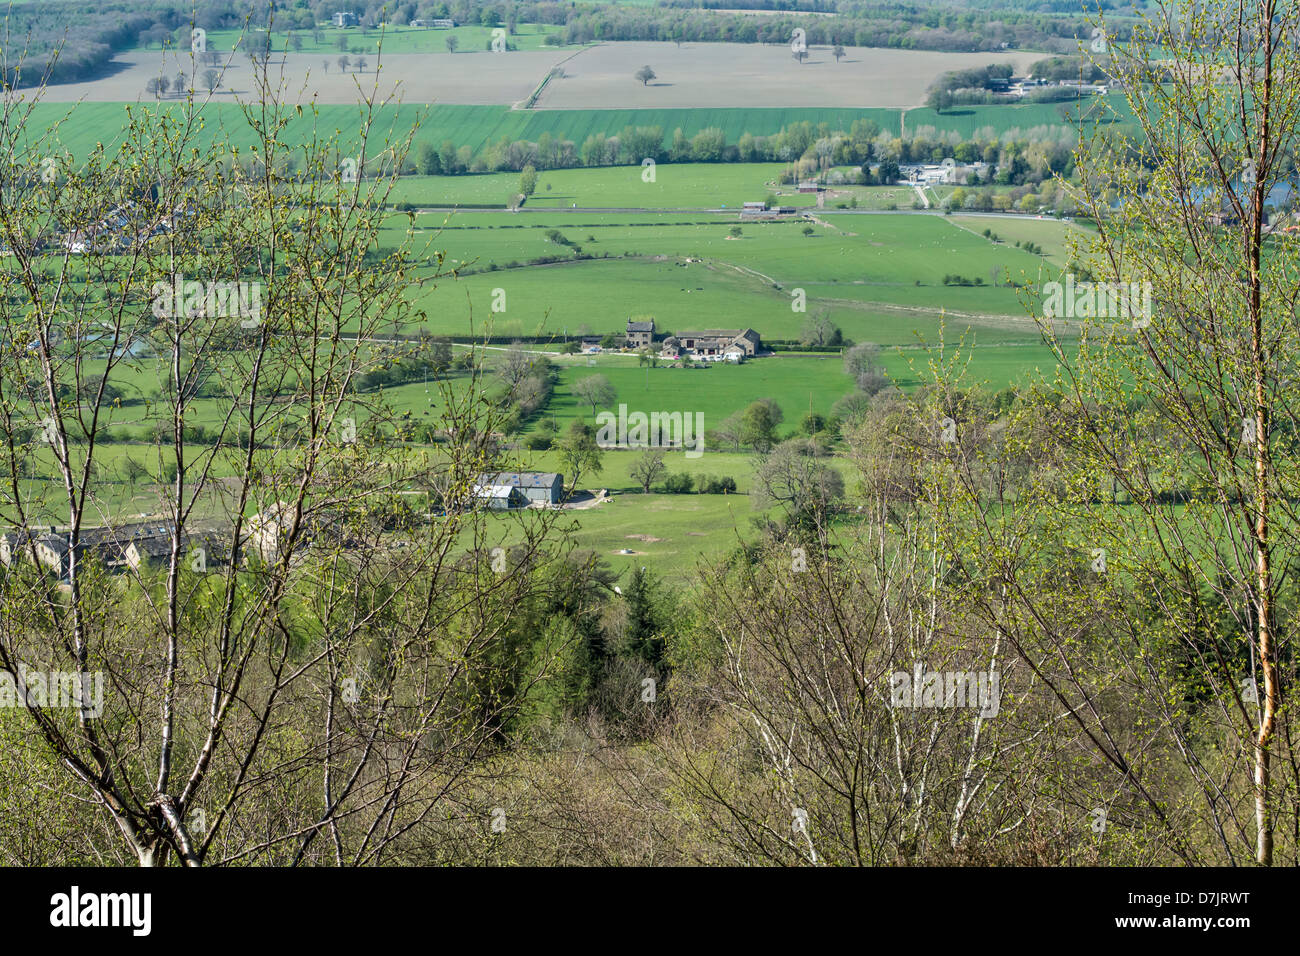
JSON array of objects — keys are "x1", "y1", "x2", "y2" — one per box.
[
  {"x1": 123, "y1": 528, "x2": 228, "y2": 572},
  {"x1": 741, "y1": 204, "x2": 797, "y2": 220},
  {"x1": 625, "y1": 318, "x2": 655, "y2": 348},
  {"x1": 411, "y1": 18, "x2": 455, "y2": 28},
  {"x1": 474, "y1": 472, "x2": 564, "y2": 507},
  {"x1": 898, "y1": 160, "x2": 988, "y2": 186},
  {"x1": 331, "y1": 12, "x2": 358, "y2": 27},
  {"x1": 0, "y1": 529, "x2": 43, "y2": 568},
  {"x1": 247, "y1": 505, "x2": 368, "y2": 564},
  {"x1": 676, "y1": 328, "x2": 761, "y2": 359},
  {"x1": 472, "y1": 483, "x2": 529, "y2": 510},
  {"x1": 2, "y1": 522, "x2": 225, "y2": 578}
]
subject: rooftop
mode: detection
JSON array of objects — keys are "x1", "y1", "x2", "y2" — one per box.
[
  {"x1": 476, "y1": 472, "x2": 561, "y2": 489},
  {"x1": 677, "y1": 328, "x2": 758, "y2": 339}
]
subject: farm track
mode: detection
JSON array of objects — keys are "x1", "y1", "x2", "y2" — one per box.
[{"x1": 811, "y1": 294, "x2": 1076, "y2": 338}]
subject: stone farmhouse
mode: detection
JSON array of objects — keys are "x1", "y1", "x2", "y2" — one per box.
[
  {"x1": 625, "y1": 318, "x2": 655, "y2": 348},
  {"x1": 672, "y1": 328, "x2": 762, "y2": 360},
  {"x1": 1, "y1": 522, "x2": 226, "y2": 579}
]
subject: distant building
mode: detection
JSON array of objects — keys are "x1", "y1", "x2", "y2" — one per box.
[
  {"x1": 332, "y1": 12, "x2": 358, "y2": 27},
  {"x1": 675, "y1": 328, "x2": 761, "y2": 359},
  {"x1": 411, "y1": 18, "x2": 455, "y2": 28},
  {"x1": 625, "y1": 318, "x2": 655, "y2": 348},
  {"x1": 740, "y1": 201, "x2": 775, "y2": 219},
  {"x1": 472, "y1": 483, "x2": 528, "y2": 510},
  {"x1": 797, "y1": 183, "x2": 821, "y2": 194},
  {"x1": 2, "y1": 522, "x2": 225, "y2": 578},
  {"x1": 0, "y1": 529, "x2": 43, "y2": 568},
  {"x1": 474, "y1": 472, "x2": 564, "y2": 507},
  {"x1": 123, "y1": 528, "x2": 227, "y2": 572},
  {"x1": 897, "y1": 160, "x2": 987, "y2": 186},
  {"x1": 247, "y1": 504, "x2": 361, "y2": 563}
]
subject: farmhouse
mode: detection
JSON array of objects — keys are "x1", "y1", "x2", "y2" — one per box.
[
  {"x1": 897, "y1": 160, "x2": 988, "y2": 186},
  {"x1": 625, "y1": 318, "x2": 655, "y2": 348},
  {"x1": 474, "y1": 472, "x2": 564, "y2": 507},
  {"x1": 0, "y1": 529, "x2": 43, "y2": 568},
  {"x1": 331, "y1": 12, "x2": 358, "y2": 27},
  {"x1": 675, "y1": 328, "x2": 762, "y2": 359},
  {"x1": 247, "y1": 504, "x2": 377, "y2": 564},
  {"x1": 123, "y1": 528, "x2": 228, "y2": 572},
  {"x1": 2, "y1": 522, "x2": 225, "y2": 578}
]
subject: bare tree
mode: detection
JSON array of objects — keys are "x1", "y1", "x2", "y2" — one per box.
[
  {"x1": 0, "y1": 55, "x2": 575, "y2": 866},
  {"x1": 630, "y1": 450, "x2": 667, "y2": 493},
  {"x1": 572, "y1": 374, "x2": 615, "y2": 415}
]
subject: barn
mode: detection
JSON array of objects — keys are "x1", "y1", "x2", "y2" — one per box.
[{"x1": 474, "y1": 472, "x2": 564, "y2": 507}]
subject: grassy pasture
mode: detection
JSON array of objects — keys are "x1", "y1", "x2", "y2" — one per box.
[
  {"x1": 395, "y1": 209, "x2": 1069, "y2": 342},
  {"x1": 545, "y1": 354, "x2": 857, "y2": 434},
  {"x1": 388, "y1": 164, "x2": 816, "y2": 209},
  {"x1": 20, "y1": 99, "x2": 1088, "y2": 162}
]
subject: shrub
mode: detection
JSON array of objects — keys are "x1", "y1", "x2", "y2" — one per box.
[
  {"x1": 699, "y1": 475, "x2": 737, "y2": 494},
  {"x1": 663, "y1": 472, "x2": 695, "y2": 494}
]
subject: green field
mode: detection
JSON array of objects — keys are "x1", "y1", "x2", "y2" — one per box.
[
  {"x1": 464, "y1": 487, "x2": 758, "y2": 585},
  {"x1": 388, "y1": 164, "x2": 818, "y2": 209},
  {"x1": 903, "y1": 96, "x2": 1130, "y2": 139},
  {"x1": 9, "y1": 160, "x2": 1083, "y2": 546},
  {"x1": 547, "y1": 354, "x2": 856, "y2": 433},
  {"x1": 22, "y1": 99, "x2": 1095, "y2": 162},
  {"x1": 393, "y1": 209, "x2": 1070, "y2": 342}
]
